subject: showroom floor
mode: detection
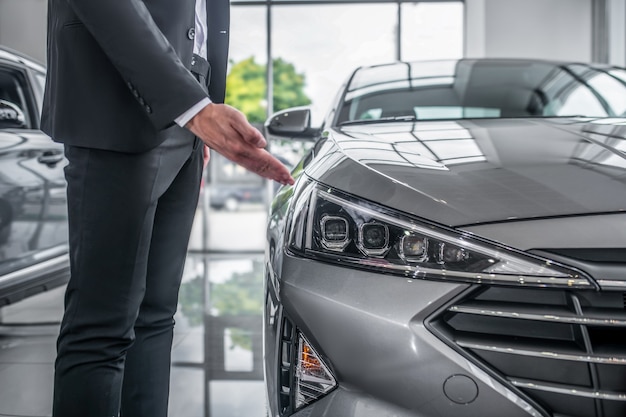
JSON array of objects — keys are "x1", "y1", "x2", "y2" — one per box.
[{"x1": 0, "y1": 205, "x2": 269, "y2": 417}]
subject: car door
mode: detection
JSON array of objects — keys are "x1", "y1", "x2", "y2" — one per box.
[{"x1": 0, "y1": 54, "x2": 69, "y2": 305}]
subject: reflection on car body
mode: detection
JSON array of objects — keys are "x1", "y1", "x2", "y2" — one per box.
[
  {"x1": 264, "y1": 59, "x2": 626, "y2": 417},
  {"x1": 0, "y1": 46, "x2": 69, "y2": 306}
]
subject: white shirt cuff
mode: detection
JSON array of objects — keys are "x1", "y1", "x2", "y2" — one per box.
[{"x1": 175, "y1": 97, "x2": 212, "y2": 127}]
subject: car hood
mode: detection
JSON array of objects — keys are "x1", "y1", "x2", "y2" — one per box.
[{"x1": 305, "y1": 118, "x2": 626, "y2": 227}]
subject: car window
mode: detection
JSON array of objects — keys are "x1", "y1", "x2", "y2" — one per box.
[
  {"x1": 549, "y1": 82, "x2": 608, "y2": 117},
  {"x1": 586, "y1": 72, "x2": 626, "y2": 116},
  {"x1": 337, "y1": 60, "x2": 624, "y2": 124},
  {"x1": 0, "y1": 67, "x2": 33, "y2": 129}
]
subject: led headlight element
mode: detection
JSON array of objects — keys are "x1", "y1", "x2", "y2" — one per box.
[
  {"x1": 288, "y1": 181, "x2": 594, "y2": 288},
  {"x1": 320, "y1": 215, "x2": 350, "y2": 251},
  {"x1": 438, "y1": 243, "x2": 469, "y2": 264},
  {"x1": 358, "y1": 222, "x2": 390, "y2": 256},
  {"x1": 399, "y1": 233, "x2": 428, "y2": 262}
]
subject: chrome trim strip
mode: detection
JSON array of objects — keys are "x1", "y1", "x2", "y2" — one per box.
[
  {"x1": 464, "y1": 362, "x2": 543, "y2": 417},
  {"x1": 597, "y1": 279, "x2": 626, "y2": 291},
  {"x1": 510, "y1": 378, "x2": 626, "y2": 401},
  {"x1": 458, "y1": 340, "x2": 626, "y2": 364},
  {"x1": 308, "y1": 250, "x2": 594, "y2": 288},
  {"x1": 0, "y1": 254, "x2": 70, "y2": 287},
  {"x1": 449, "y1": 305, "x2": 626, "y2": 326}
]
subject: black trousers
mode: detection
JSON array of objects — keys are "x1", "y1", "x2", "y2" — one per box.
[{"x1": 52, "y1": 134, "x2": 204, "y2": 417}]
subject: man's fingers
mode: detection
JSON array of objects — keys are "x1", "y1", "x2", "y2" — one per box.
[
  {"x1": 234, "y1": 148, "x2": 294, "y2": 185},
  {"x1": 248, "y1": 128, "x2": 267, "y2": 148},
  {"x1": 228, "y1": 110, "x2": 267, "y2": 148},
  {"x1": 202, "y1": 144, "x2": 210, "y2": 168}
]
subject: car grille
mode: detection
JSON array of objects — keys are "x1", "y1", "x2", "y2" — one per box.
[{"x1": 429, "y1": 285, "x2": 626, "y2": 417}]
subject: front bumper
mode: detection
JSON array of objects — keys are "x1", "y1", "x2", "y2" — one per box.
[{"x1": 264, "y1": 253, "x2": 545, "y2": 417}]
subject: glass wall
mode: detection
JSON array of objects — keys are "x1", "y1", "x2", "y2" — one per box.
[
  {"x1": 401, "y1": 2, "x2": 463, "y2": 62},
  {"x1": 230, "y1": 6, "x2": 268, "y2": 66},
  {"x1": 272, "y1": 3, "x2": 398, "y2": 121},
  {"x1": 228, "y1": 0, "x2": 464, "y2": 121},
  {"x1": 202, "y1": 1, "x2": 464, "y2": 253}
]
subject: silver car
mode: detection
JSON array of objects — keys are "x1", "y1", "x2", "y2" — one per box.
[{"x1": 263, "y1": 58, "x2": 626, "y2": 417}]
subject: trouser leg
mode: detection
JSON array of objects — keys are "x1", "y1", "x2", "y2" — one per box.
[
  {"x1": 52, "y1": 137, "x2": 202, "y2": 417},
  {"x1": 120, "y1": 139, "x2": 203, "y2": 417}
]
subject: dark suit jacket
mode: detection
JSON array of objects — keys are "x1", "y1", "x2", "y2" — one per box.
[{"x1": 41, "y1": 0, "x2": 230, "y2": 153}]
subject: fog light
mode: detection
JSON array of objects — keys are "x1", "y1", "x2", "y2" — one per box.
[
  {"x1": 295, "y1": 334, "x2": 337, "y2": 409},
  {"x1": 321, "y1": 215, "x2": 350, "y2": 250},
  {"x1": 358, "y1": 222, "x2": 390, "y2": 256}
]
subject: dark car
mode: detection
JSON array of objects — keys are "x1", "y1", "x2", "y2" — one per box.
[
  {"x1": 209, "y1": 181, "x2": 265, "y2": 211},
  {"x1": 206, "y1": 150, "x2": 267, "y2": 211},
  {"x1": 208, "y1": 153, "x2": 294, "y2": 211},
  {"x1": 0, "y1": 46, "x2": 69, "y2": 306},
  {"x1": 263, "y1": 59, "x2": 626, "y2": 417}
]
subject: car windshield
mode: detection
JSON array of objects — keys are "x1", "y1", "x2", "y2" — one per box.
[{"x1": 336, "y1": 59, "x2": 626, "y2": 124}]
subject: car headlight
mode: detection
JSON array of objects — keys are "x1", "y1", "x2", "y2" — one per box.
[{"x1": 287, "y1": 180, "x2": 594, "y2": 288}]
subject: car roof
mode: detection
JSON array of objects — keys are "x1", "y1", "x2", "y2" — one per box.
[
  {"x1": 345, "y1": 57, "x2": 620, "y2": 96},
  {"x1": 0, "y1": 45, "x2": 46, "y2": 73},
  {"x1": 355, "y1": 57, "x2": 614, "y2": 72}
]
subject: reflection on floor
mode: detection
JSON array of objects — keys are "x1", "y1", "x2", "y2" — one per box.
[
  {"x1": 0, "y1": 204, "x2": 269, "y2": 416},
  {"x1": 170, "y1": 253, "x2": 267, "y2": 417}
]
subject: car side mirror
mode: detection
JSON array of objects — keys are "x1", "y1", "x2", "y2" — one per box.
[
  {"x1": 0, "y1": 100, "x2": 26, "y2": 128},
  {"x1": 265, "y1": 107, "x2": 320, "y2": 140}
]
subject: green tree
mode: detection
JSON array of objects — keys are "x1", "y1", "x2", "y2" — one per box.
[
  {"x1": 272, "y1": 58, "x2": 311, "y2": 113},
  {"x1": 225, "y1": 56, "x2": 312, "y2": 124},
  {"x1": 225, "y1": 57, "x2": 267, "y2": 123}
]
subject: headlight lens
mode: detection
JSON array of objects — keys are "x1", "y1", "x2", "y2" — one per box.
[{"x1": 287, "y1": 181, "x2": 593, "y2": 288}]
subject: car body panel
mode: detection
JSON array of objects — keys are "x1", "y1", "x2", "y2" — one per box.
[
  {"x1": 462, "y1": 212, "x2": 626, "y2": 250},
  {"x1": 0, "y1": 46, "x2": 69, "y2": 305},
  {"x1": 0, "y1": 130, "x2": 67, "y2": 264},
  {"x1": 266, "y1": 255, "x2": 542, "y2": 417}
]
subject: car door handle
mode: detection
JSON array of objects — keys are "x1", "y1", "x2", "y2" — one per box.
[{"x1": 37, "y1": 151, "x2": 64, "y2": 167}]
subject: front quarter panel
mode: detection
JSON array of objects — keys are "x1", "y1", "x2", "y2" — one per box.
[{"x1": 272, "y1": 254, "x2": 542, "y2": 417}]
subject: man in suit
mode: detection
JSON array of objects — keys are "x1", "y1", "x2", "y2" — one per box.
[{"x1": 42, "y1": 0, "x2": 294, "y2": 416}]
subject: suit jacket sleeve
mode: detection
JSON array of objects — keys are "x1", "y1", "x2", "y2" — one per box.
[{"x1": 64, "y1": 0, "x2": 208, "y2": 130}]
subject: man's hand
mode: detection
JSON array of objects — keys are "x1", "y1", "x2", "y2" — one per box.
[
  {"x1": 202, "y1": 144, "x2": 210, "y2": 169},
  {"x1": 186, "y1": 103, "x2": 295, "y2": 186}
]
